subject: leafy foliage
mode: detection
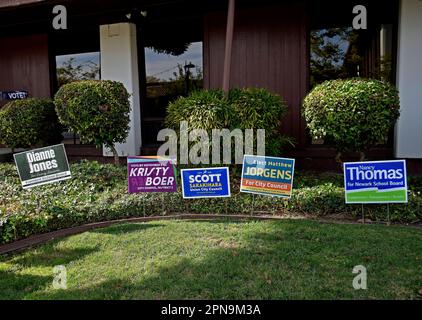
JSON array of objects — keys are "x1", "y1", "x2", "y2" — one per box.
[
  {"x1": 54, "y1": 80, "x2": 131, "y2": 164},
  {"x1": 165, "y1": 88, "x2": 292, "y2": 160},
  {"x1": 1, "y1": 161, "x2": 420, "y2": 245},
  {"x1": 302, "y1": 78, "x2": 400, "y2": 158},
  {"x1": 0, "y1": 98, "x2": 63, "y2": 150},
  {"x1": 149, "y1": 42, "x2": 191, "y2": 56},
  {"x1": 229, "y1": 88, "x2": 293, "y2": 155},
  {"x1": 166, "y1": 90, "x2": 230, "y2": 130}
]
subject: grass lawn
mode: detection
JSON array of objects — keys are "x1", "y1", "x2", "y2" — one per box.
[{"x1": 0, "y1": 219, "x2": 421, "y2": 300}]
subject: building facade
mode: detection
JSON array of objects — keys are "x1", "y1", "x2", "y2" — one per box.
[{"x1": 0, "y1": 0, "x2": 421, "y2": 172}]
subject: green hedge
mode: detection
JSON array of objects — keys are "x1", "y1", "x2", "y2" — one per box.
[
  {"x1": 0, "y1": 98, "x2": 63, "y2": 150},
  {"x1": 302, "y1": 78, "x2": 400, "y2": 159},
  {"x1": 1, "y1": 161, "x2": 420, "y2": 245}
]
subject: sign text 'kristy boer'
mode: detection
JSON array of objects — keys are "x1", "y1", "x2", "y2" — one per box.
[
  {"x1": 181, "y1": 167, "x2": 230, "y2": 199},
  {"x1": 14, "y1": 144, "x2": 71, "y2": 189},
  {"x1": 241, "y1": 155, "x2": 295, "y2": 198},
  {"x1": 344, "y1": 160, "x2": 408, "y2": 204},
  {"x1": 128, "y1": 156, "x2": 177, "y2": 193}
]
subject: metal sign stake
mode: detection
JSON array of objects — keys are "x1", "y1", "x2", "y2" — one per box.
[
  {"x1": 251, "y1": 194, "x2": 255, "y2": 216},
  {"x1": 143, "y1": 196, "x2": 146, "y2": 217},
  {"x1": 161, "y1": 193, "x2": 165, "y2": 216}
]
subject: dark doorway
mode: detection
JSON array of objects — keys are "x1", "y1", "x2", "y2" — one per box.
[
  {"x1": 142, "y1": 42, "x2": 203, "y2": 147},
  {"x1": 137, "y1": 9, "x2": 204, "y2": 152}
]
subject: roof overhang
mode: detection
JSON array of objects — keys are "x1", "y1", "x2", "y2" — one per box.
[{"x1": 0, "y1": 0, "x2": 51, "y2": 9}]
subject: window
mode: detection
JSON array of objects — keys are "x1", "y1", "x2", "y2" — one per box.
[
  {"x1": 56, "y1": 52, "x2": 100, "y2": 88},
  {"x1": 309, "y1": 0, "x2": 398, "y2": 88},
  {"x1": 142, "y1": 42, "x2": 203, "y2": 146},
  {"x1": 308, "y1": 0, "x2": 398, "y2": 146}
]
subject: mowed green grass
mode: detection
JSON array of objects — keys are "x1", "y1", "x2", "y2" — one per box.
[{"x1": 0, "y1": 219, "x2": 421, "y2": 300}]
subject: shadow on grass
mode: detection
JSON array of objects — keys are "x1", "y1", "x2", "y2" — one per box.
[
  {"x1": 0, "y1": 246, "x2": 100, "y2": 299},
  {"x1": 3, "y1": 220, "x2": 422, "y2": 300},
  {"x1": 9, "y1": 247, "x2": 99, "y2": 267},
  {"x1": 26, "y1": 221, "x2": 422, "y2": 299},
  {"x1": 0, "y1": 270, "x2": 52, "y2": 300}
]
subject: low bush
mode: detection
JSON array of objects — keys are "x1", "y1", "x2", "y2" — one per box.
[
  {"x1": 165, "y1": 90, "x2": 231, "y2": 130},
  {"x1": 229, "y1": 88, "x2": 293, "y2": 155},
  {"x1": 0, "y1": 98, "x2": 63, "y2": 150},
  {"x1": 302, "y1": 78, "x2": 400, "y2": 161},
  {"x1": 165, "y1": 88, "x2": 293, "y2": 163},
  {"x1": 0, "y1": 161, "x2": 420, "y2": 245},
  {"x1": 54, "y1": 80, "x2": 131, "y2": 164}
]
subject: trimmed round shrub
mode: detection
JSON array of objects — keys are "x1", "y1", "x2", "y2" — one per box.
[
  {"x1": 302, "y1": 78, "x2": 400, "y2": 159},
  {"x1": 54, "y1": 80, "x2": 131, "y2": 165},
  {"x1": 0, "y1": 98, "x2": 63, "y2": 150}
]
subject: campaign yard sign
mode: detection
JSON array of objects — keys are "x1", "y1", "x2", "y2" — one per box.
[
  {"x1": 344, "y1": 160, "x2": 408, "y2": 204},
  {"x1": 181, "y1": 167, "x2": 230, "y2": 199},
  {"x1": 240, "y1": 155, "x2": 295, "y2": 198},
  {"x1": 14, "y1": 144, "x2": 71, "y2": 189},
  {"x1": 127, "y1": 156, "x2": 177, "y2": 193}
]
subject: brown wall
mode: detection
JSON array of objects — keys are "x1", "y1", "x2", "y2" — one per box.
[
  {"x1": 203, "y1": 1, "x2": 308, "y2": 147},
  {"x1": 0, "y1": 33, "x2": 51, "y2": 107}
]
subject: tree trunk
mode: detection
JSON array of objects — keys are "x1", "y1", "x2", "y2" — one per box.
[
  {"x1": 335, "y1": 151, "x2": 343, "y2": 170},
  {"x1": 109, "y1": 145, "x2": 120, "y2": 165},
  {"x1": 335, "y1": 151, "x2": 342, "y2": 164}
]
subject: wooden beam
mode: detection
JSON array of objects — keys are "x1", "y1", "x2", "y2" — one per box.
[{"x1": 222, "y1": 0, "x2": 235, "y2": 93}]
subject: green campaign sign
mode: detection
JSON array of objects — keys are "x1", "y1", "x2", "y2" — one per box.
[{"x1": 14, "y1": 144, "x2": 71, "y2": 189}]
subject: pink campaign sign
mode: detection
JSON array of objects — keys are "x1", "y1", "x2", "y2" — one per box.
[{"x1": 127, "y1": 156, "x2": 177, "y2": 193}]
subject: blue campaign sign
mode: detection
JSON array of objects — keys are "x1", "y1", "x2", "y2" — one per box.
[
  {"x1": 241, "y1": 155, "x2": 295, "y2": 198},
  {"x1": 181, "y1": 167, "x2": 231, "y2": 199},
  {"x1": 343, "y1": 160, "x2": 408, "y2": 204}
]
